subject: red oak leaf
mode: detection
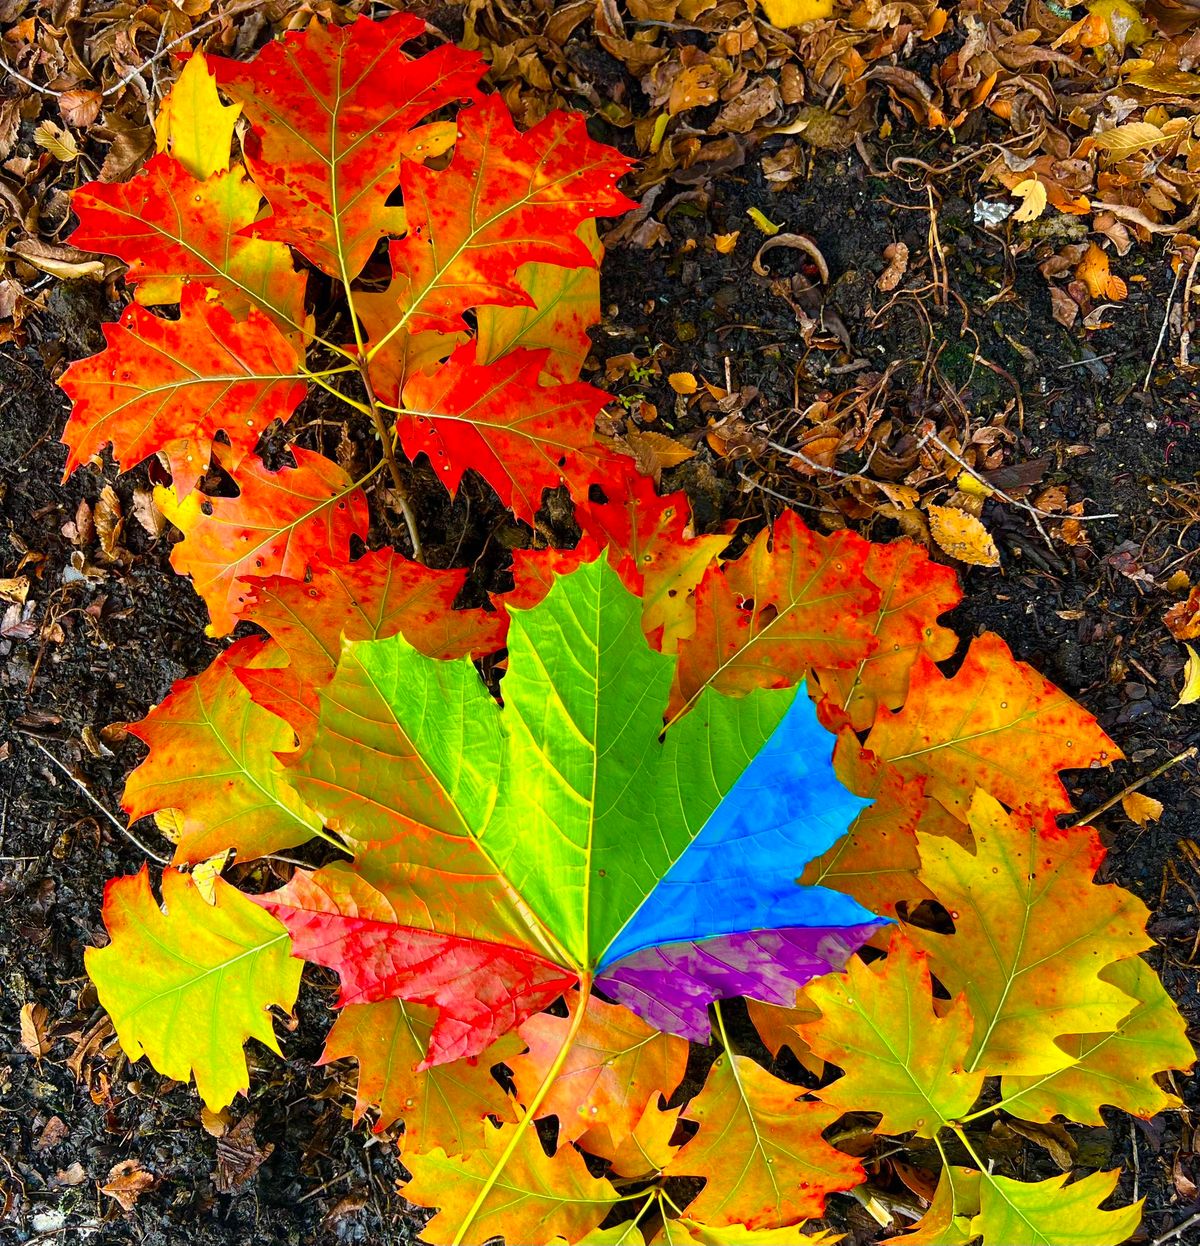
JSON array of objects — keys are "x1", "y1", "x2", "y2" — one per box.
[
  {"x1": 237, "y1": 549, "x2": 505, "y2": 745},
  {"x1": 576, "y1": 472, "x2": 730, "y2": 650},
  {"x1": 387, "y1": 95, "x2": 636, "y2": 333},
  {"x1": 209, "y1": 16, "x2": 485, "y2": 279},
  {"x1": 258, "y1": 867, "x2": 575, "y2": 1068},
  {"x1": 59, "y1": 283, "x2": 306, "y2": 498},
  {"x1": 70, "y1": 155, "x2": 307, "y2": 337},
  {"x1": 398, "y1": 342, "x2": 615, "y2": 522},
  {"x1": 155, "y1": 448, "x2": 369, "y2": 637}
]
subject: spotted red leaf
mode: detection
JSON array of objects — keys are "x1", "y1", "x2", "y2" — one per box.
[
  {"x1": 398, "y1": 342, "x2": 615, "y2": 522},
  {"x1": 209, "y1": 15, "x2": 485, "y2": 280},
  {"x1": 59, "y1": 283, "x2": 306, "y2": 498}
]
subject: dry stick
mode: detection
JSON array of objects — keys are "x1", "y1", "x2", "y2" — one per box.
[
  {"x1": 1144, "y1": 262, "x2": 1182, "y2": 391},
  {"x1": 1153, "y1": 1209, "x2": 1200, "y2": 1246},
  {"x1": 1068, "y1": 746, "x2": 1197, "y2": 829},
  {"x1": 916, "y1": 423, "x2": 1119, "y2": 550},
  {"x1": 24, "y1": 737, "x2": 170, "y2": 865},
  {"x1": 1178, "y1": 246, "x2": 1200, "y2": 368}
]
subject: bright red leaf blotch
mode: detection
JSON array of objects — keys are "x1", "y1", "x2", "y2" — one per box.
[{"x1": 258, "y1": 868, "x2": 576, "y2": 1068}]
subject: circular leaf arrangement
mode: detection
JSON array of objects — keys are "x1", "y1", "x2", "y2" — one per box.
[{"x1": 62, "y1": 16, "x2": 1191, "y2": 1246}]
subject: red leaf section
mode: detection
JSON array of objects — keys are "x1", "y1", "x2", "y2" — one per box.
[
  {"x1": 209, "y1": 16, "x2": 485, "y2": 279},
  {"x1": 505, "y1": 544, "x2": 603, "y2": 612},
  {"x1": 59, "y1": 283, "x2": 305, "y2": 498},
  {"x1": 258, "y1": 869, "x2": 575, "y2": 1068},
  {"x1": 70, "y1": 155, "x2": 307, "y2": 335},
  {"x1": 389, "y1": 95, "x2": 637, "y2": 333},
  {"x1": 399, "y1": 343, "x2": 615, "y2": 522},
  {"x1": 158, "y1": 447, "x2": 369, "y2": 636},
  {"x1": 237, "y1": 549, "x2": 505, "y2": 745}
]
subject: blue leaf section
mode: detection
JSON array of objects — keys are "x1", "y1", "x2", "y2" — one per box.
[{"x1": 599, "y1": 687, "x2": 885, "y2": 969}]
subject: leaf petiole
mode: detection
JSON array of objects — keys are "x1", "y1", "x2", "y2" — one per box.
[{"x1": 450, "y1": 975, "x2": 593, "y2": 1246}]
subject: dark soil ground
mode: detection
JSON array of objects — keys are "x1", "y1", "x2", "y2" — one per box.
[{"x1": 0, "y1": 142, "x2": 1198, "y2": 1245}]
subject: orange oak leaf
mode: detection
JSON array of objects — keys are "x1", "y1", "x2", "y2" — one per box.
[
  {"x1": 799, "y1": 734, "x2": 934, "y2": 917},
  {"x1": 70, "y1": 155, "x2": 307, "y2": 337},
  {"x1": 862, "y1": 633, "x2": 1122, "y2": 818},
  {"x1": 745, "y1": 995, "x2": 825, "y2": 1079},
  {"x1": 509, "y1": 993, "x2": 689, "y2": 1144},
  {"x1": 59, "y1": 283, "x2": 306, "y2": 498},
  {"x1": 237, "y1": 549, "x2": 505, "y2": 745},
  {"x1": 155, "y1": 448, "x2": 369, "y2": 637},
  {"x1": 209, "y1": 16, "x2": 485, "y2": 280},
  {"x1": 576, "y1": 472, "x2": 730, "y2": 651},
  {"x1": 398, "y1": 343, "x2": 615, "y2": 522},
  {"x1": 666, "y1": 1051, "x2": 864, "y2": 1229},
  {"x1": 906, "y1": 791, "x2": 1152, "y2": 1076},
  {"x1": 797, "y1": 930, "x2": 986, "y2": 1137},
  {"x1": 122, "y1": 636, "x2": 322, "y2": 864},
  {"x1": 813, "y1": 539, "x2": 961, "y2": 731},
  {"x1": 670, "y1": 512, "x2": 879, "y2": 719},
  {"x1": 387, "y1": 94, "x2": 636, "y2": 334},
  {"x1": 320, "y1": 999, "x2": 519, "y2": 1152},
  {"x1": 403, "y1": 1122, "x2": 620, "y2": 1246}
]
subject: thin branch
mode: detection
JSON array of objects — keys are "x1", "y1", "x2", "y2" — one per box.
[
  {"x1": 1069, "y1": 747, "x2": 1196, "y2": 828},
  {"x1": 24, "y1": 737, "x2": 170, "y2": 865}
]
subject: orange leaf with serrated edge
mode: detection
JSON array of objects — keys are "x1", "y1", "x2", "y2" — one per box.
[
  {"x1": 70, "y1": 155, "x2": 306, "y2": 338},
  {"x1": 403, "y1": 1121, "x2": 621, "y2": 1246},
  {"x1": 799, "y1": 733, "x2": 934, "y2": 916},
  {"x1": 398, "y1": 343, "x2": 616, "y2": 522},
  {"x1": 814, "y1": 539, "x2": 961, "y2": 731},
  {"x1": 122, "y1": 636, "x2": 322, "y2": 864},
  {"x1": 387, "y1": 94, "x2": 636, "y2": 334},
  {"x1": 670, "y1": 512, "x2": 879, "y2": 719},
  {"x1": 155, "y1": 448, "x2": 369, "y2": 637},
  {"x1": 798, "y1": 930, "x2": 986, "y2": 1136},
  {"x1": 577, "y1": 1100, "x2": 683, "y2": 1177},
  {"x1": 906, "y1": 791, "x2": 1152, "y2": 1076},
  {"x1": 509, "y1": 994, "x2": 689, "y2": 1144},
  {"x1": 666, "y1": 1051, "x2": 864, "y2": 1229},
  {"x1": 576, "y1": 473, "x2": 730, "y2": 650},
  {"x1": 504, "y1": 544, "x2": 603, "y2": 611},
  {"x1": 236, "y1": 549, "x2": 504, "y2": 746},
  {"x1": 59, "y1": 283, "x2": 306, "y2": 498},
  {"x1": 209, "y1": 16, "x2": 484, "y2": 280},
  {"x1": 862, "y1": 632, "x2": 1121, "y2": 818},
  {"x1": 320, "y1": 999, "x2": 519, "y2": 1152}
]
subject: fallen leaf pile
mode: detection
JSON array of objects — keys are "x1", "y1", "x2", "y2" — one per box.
[{"x1": 35, "y1": 16, "x2": 1193, "y2": 1246}]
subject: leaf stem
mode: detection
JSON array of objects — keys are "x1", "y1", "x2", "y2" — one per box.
[{"x1": 450, "y1": 975, "x2": 593, "y2": 1246}]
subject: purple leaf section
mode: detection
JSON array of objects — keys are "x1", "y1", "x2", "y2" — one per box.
[{"x1": 596, "y1": 923, "x2": 882, "y2": 1041}]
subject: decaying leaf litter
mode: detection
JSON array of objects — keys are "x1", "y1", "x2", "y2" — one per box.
[{"x1": 0, "y1": 0, "x2": 1197, "y2": 1243}]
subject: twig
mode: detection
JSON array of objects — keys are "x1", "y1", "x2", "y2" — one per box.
[
  {"x1": 1069, "y1": 746, "x2": 1197, "y2": 829},
  {"x1": 1144, "y1": 262, "x2": 1182, "y2": 390},
  {"x1": 765, "y1": 437, "x2": 856, "y2": 478},
  {"x1": 916, "y1": 423, "x2": 1118, "y2": 549},
  {"x1": 736, "y1": 469, "x2": 838, "y2": 514},
  {"x1": 1178, "y1": 246, "x2": 1200, "y2": 368},
  {"x1": 1152, "y1": 1210, "x2": 1200, "y2": 1246},
  {"x1": 24, "y1": 737, "x2": 170, "y2": 865}
]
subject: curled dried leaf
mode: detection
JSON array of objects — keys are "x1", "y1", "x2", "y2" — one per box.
[{"x1": 752, "y1": 232, "x2": 829, "y2": 283}]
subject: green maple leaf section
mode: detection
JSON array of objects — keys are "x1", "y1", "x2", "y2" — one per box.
[{"x1": 300, "y1": 558, "x2": 793, "y2": 969}]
